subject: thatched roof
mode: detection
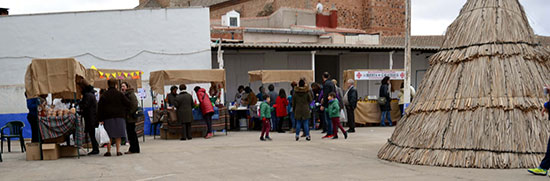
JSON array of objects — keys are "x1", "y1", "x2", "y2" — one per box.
[{"x1": 378, "y1": 0, "x2": 550, "y2": 168}]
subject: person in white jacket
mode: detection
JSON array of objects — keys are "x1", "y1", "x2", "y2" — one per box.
[{"x1": 397, "y1": 83, "x2": 416, "y2": 116}]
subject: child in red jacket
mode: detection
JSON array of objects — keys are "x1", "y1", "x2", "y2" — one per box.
[{"x1": 275, "y1": 89, "x2": 289, "y2": 133}]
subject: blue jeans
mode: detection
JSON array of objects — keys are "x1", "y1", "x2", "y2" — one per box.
[
  {"x1": 295, "y1": 119, "x2": 310, "y2": 137},
  {"x1": 324, "y1": 110, "x2": 333, "y2": 135},
  {"x1": 290, "y1": 112, "x2": 296, "y2": 129},
  {"x1": 380, "y1": 111, "x2": 392, "y2": 126},
  {"x1": 270, "y1": 111, "x2": 278, "y2": 130},
  {"x1": 540, "y1": 136, "x2": 550, "y2": 169}
]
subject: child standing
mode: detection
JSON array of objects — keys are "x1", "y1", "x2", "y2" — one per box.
[
  {"x1": 260, "y1": 95, "x2": 273, "y2": 141},
  {"x1": 275, "y1": 89, "x2": 289, "y2": 133},
  {"x1": 327, "y1": 92, "x2": 348, "y2": 139}
]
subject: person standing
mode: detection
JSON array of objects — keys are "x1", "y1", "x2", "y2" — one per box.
[
  {"x1": 98, "y1": 79, "x2": 131, "y2": 157},
  {"x1": 292, "y1": 79, "x2": 312, "y2": 141},
  {"x1": 327, "y1": 92, "x2": 347, "y2": 139},
  {"x1": 121, "y1": 82, "x2": 140, "y2": 154},
  {"x1": 167, "y1": 85, "x2": 179, "y2": 107},
  {"x1": 344, "y1": 79, "x2": 358, "y2": 133},
  {"x1": 175, "y1": 84, "x2": 194, "y2": 141},
  {"x1": 528, "y1": 97, "x2": 550, "y2": 176},
  {"x1": 256, "y1": 86, "x2": 266, "y2": 102},
  {"x1": 195, "y1": 86, "x2": 215, "y2": 139},
  {"x1": 289, "y1": 81, "x2": 297, "y2": 133},
  {"x1": 268, "y1": 84, "x2": 278, "y2": 131},
  {"x1": 275, "y1": 89, "x2": 289, "y2": 133},
  {"x1": 78, "y1": 83, "x2": 100, "y2": 155},
  {"x1": 397, "y1": 83, "x2": 416, "y2": 116},
  {"x1": 234, "y1": 85, "x2": 245, "y2": 105},
  {"x1": 379, "y1": 76, "x2": 392, "y2": 127},
  {"x1": 259, "y1": 95, "x2": 273, "y2": 141},
  {"x1": 320, "y1": 72, "x2": 335, "y2": 139},
  {"x1": 25, "y1": 93, "x2": 42, "y2": 143}
]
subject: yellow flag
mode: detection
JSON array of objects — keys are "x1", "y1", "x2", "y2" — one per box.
[
  {"x1": 99, "y1": 71, "x2": 104, "y2": 76},
  {"x1": 118, "y1": 72, "x2": 122, "y2": 76},
  {"x1": 135, "y1": 71, "x2": 140, "y2": 76},
  {"x1": 106, "y1": 74, "x2": 110, "y2": 78},
  {"x1": 91, "y1": 65, "x2": 97, "y2": 70},
  {"x1": 124, "y1": 72, "x2": 129, "y2": 77},
  {"x1": 111, "y1": 73, "x2": 116, "y2": 78},
  {"x1": 130, "y1": 72, "x2": 135, "y2": 77}
]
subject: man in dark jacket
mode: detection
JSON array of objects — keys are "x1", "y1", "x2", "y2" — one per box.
[
  {"x1": 379, "y1": 76, "x2": 392, "y2": 126},
  {"x1": 175, "y1": 84, "x2": 194, "y2": 141},
  {"x1": 26, "y1": 93, "x2": 42, "y2": 143},
  {"x1": 122, "y1": 82, "x2": 140, "y2": 154},
  {"x1": 320, "y1": 72, "x2": 335, "y2": 138},
  {"x1": 344, "y1": 79, "x2": 358, "y2": 133},
  {"x1": 79, "y1": 84, "x2": 100, "y2": 155}
]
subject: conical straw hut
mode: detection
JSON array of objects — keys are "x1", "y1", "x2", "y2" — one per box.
[{"x1": 378, "y1": 0, "x2": 550, "y2": 168}]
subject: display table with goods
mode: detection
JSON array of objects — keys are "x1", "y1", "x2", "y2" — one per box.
[
  {"x1": 343, "y1": 69, "x2": 406, "y2": 126},
  {"x1": 354, "y1": 99, "x2": 401, "y2": 125},
  {"x1": 149, "y1": 69, "x2": 228, "y2": 139},
  {"x1": 25, "y1": 58, "x2": 90, "y2": 160}
]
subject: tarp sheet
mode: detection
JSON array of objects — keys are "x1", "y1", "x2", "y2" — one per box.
[
  {"x1": 87, "y1": 69, "x2": 143, "y2": 89},
  {"x1": 149, "y1": 69, "x2": 225, "y2": 94},
  {"x1": 248, "y1": 70, "x2": 314, "y2": 83},
  {"x1": 25, "y1": 58, "x2": 87, "y2": 99}
]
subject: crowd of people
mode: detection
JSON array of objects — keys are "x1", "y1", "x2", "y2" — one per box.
[{"x1": 231, "y1": 72, "x2": 357, "y2": 141}]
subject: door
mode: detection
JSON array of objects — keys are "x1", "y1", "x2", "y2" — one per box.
[{"x1": 315, "y1": 55, "x2": 339, "y2": 85}]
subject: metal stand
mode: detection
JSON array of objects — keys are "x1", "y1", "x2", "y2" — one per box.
[{"x1": 141, "y1": 98, "x2": 145, "y2": 142}]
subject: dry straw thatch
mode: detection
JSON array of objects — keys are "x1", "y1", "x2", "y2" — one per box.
[{"x1": 378, "y1": 0, "x2": 550, "y2": 168}]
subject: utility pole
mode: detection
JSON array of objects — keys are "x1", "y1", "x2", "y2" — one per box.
[{"x1": 404, "y1": 0, "x2": 412, "y2": 105}]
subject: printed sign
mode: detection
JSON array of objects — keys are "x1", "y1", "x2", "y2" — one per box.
[
  {"x1": 355, "y1": 70, "x2": 405, "y2": 80},
  {"x1": 138, "y1": 88, "x2": 147, "y2": 99}
]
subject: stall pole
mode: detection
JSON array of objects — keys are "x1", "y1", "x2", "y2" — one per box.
[
  {"x1": 73, "y1": 92, "x2": 80, "y2": 159},
  {"x1": 311, "y1": 51, "x2": 316, "y2": 82},
  {"x1": 389, "y1": 51, "x2": 395, "y2": 70},
  {"x1": 141, "y1": 98, "x2": 145, "y2": 142},
  {"x1": 403, "y1": 0, "x2": 412, "y2": 105}
]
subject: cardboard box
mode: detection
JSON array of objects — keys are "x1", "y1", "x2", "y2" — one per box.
[
  {"x1": 42, "y1": 143, "x2": 60, "y2": 160},
  {"x1": 26, "y1": 143, "x2": 60, "y2": 161},
  {"x1": 26, "y1": 143, "x2": 41, "y2": 161},
  {"x1": 60, "y1": 146, "x2": 78, "y2": 157}
]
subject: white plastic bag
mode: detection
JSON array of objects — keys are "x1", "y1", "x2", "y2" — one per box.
[
  {"x1": 95, "y1": 125, "x2": 110, "y2": 145},
  {"x1": 340, "y1": 109, "x2": 347, "y2": 123}
]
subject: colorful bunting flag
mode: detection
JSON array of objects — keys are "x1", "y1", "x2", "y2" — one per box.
[
  {"x1": 99, "y1": 71, "x2": 104, "y2": 76},
  {"x1": 124, "y1": 72, "x2": 129, "y2": 77},
  {"x1": 111, "y1": 73, "x2": 116, "y2": 78},
  {"x1": 91, "y1": 65, "x2": 97, "y2": 70}
]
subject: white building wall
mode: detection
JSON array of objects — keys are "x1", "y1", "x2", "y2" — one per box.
[{"x1": 0, "y1": 8, "x2": 211, "y2": 114}]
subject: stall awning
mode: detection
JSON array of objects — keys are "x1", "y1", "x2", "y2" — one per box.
[
  {"x1": 25, "y1": 58, "x2": 87, "y2": 99},
  {"x1": 149, "y1": 69, "x2": 226, "y2": 95},
  {"x1": 87, "y1": 69, "x2": 143, "y2": 89},
  {"x1": 248, "y1": 70, "x2": 314, "y2": 83}
]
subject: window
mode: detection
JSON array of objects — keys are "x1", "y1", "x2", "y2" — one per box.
[{"x1": 229, "y1": 17, "x2": 238, "y2": 27}]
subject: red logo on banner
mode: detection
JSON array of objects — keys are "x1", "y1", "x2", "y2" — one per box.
[
  {"x1": 356, "y1": 72, "x2": 362, "y2": 79},
  {"x1": 400, "y1": 72, "x2": 405, "y2": 78}
]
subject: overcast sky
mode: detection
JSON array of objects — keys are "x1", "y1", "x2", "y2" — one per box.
[{"x1": 0, "y1": 0, "x2": 548, "y2": 36}]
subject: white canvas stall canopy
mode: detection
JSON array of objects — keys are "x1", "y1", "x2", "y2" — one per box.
[
  {"x1": 25, "y1": 58, "x2": 88, "y2": 99},
  {"x1": 248, "y1": 70, "x2": 314, "y2": 83},
  {"x1": 86, "y1": 68, "x2": 143, "y2": 89},
  {"x1": 149, "y1": 69, "x2": 226, "y2": 95}
]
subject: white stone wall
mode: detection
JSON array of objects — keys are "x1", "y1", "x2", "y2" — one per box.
[{"x1": 0, "y1": 8, "x2": 211, "y2": 114}]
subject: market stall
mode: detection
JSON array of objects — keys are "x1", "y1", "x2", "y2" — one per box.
[
  {"x1": 343, "y1": 69, "x2": 404, "y2": 125},
  {"x1": 86, "y1": 68, "x2": 146, "y2": 141},
  {"x1": 246, "y1": 70, "x2": 314, "y2": 130},
  {"x1": 149, "y1": 69, "x2": 228, "y2": 139},
  {"x1": 24, "y1": 58, "x2": 87, "y2": 160}
]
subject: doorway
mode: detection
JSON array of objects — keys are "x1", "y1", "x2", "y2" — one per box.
[{"x1": 315, "y1": 55, "x2": 339, "y2": 84}]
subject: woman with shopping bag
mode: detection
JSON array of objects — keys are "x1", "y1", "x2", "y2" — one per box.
[{"x1": 98, "y1": 79, "x2": 131, "y2": 157}]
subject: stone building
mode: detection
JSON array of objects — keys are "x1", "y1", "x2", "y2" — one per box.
[{"x1": 137, "y1": 0, "x2": 406, "y2": 36}]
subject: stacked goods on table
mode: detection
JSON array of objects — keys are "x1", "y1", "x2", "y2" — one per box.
[
  {"x1": 354, "y1": 99, "x2": 401, "y2": 125},
  {"x1": 377, "y1": 0, "x2": 550, "y2": 168},
  {"x1": 160, "y1": 107, "x2": 227, "y2": 139}
]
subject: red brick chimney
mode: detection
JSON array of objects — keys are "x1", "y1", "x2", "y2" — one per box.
[{"x1": 316, "y1": 10, "x2": 338, "y2": 28}]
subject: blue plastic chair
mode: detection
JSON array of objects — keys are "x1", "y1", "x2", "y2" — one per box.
[{"x1": 1, "y1": 121, "x2": 26, "y2": 153}]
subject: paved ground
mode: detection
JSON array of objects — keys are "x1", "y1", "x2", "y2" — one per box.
[{"x1": 0, "y1": 127, "x2": 548, "y2": 181}]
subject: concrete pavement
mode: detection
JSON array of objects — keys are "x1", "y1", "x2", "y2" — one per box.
[{"x1": 0, "y1": 127, "x2": 547, "y2": 181}]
